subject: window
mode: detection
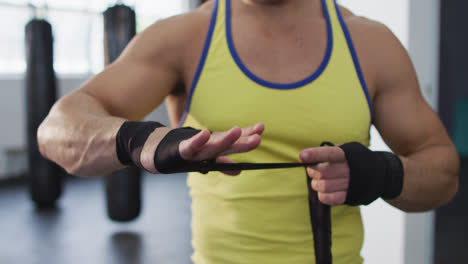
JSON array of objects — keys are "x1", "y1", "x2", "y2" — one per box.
[
  {"x1": 0, "y1": 5, "x2": 30, "y2": 74},
  {"x1": 0, "y1": 0, "x2": 188, "y2": 75}
]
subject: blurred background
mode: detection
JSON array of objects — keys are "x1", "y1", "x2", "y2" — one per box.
[{"x1": 0, "y1": 0, "x2": 465, "y2": 264}]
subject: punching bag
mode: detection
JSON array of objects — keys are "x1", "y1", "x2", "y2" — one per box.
[
  {"x1": 103, "y1": 5, "x2": 142, "y2": 222},
  {"x1": 25, "y1": 19, "x2": 63, "y2": 207}
]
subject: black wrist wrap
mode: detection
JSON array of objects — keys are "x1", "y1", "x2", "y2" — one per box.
[
  {"x1": 339, "y1": 142, "x2": 404, "y2": 206},
  {"x1": 154, "y1": 127, "x2": 215, "y2": 174},
  {"x1": 116, "y1": 121, "x2": 164, "y2": 168}
]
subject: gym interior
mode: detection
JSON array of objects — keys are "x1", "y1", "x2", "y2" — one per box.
[{"x1": 0, "y1": 0, "x2": 466, "y2": 263}]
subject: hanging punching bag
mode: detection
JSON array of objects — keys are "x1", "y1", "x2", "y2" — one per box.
[
  {"x1": 103, "y1": 5, "x2": 142, "y2": 222},
  {"x1": 25, "y1": 19, "x2": 63, "y2": 208}
]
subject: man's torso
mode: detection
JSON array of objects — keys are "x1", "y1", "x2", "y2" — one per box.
[{"x1": 165, "y1": 0, "x2": 381, "y2": 126}]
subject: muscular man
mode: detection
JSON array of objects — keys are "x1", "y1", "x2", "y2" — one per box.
[{"x1": 38, "y1": 0, "x2": 459, "y2": 263}]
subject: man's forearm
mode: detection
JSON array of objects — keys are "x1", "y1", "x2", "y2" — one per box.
[
  {"x1": 386, "y1": 144, "x2": 459, "y2": 212},
  {"x1": 38, "y1": 91, "x2": 126, "y2": 177},
  {"x1": 38, "y1": 90, "x2": 263, "y2": 177}
]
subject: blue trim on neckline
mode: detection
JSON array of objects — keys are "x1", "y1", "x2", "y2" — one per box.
[
  {"x1": 225, "y1": 0, "x2": 333, "y2": 90},
  {"x1": 334, "y1": 1, "x2": 373, "y2": 121},
  {"x1": 178, "y1": 0, "x2": 219, "y2": 128}
]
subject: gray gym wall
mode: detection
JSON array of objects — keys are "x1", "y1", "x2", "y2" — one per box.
[
  {"x1": 188, "y1": 0, "x2": 201, "y2": 10},
  {"x1": 405, "y1": 0, "x2": 441, "y2": 263}
]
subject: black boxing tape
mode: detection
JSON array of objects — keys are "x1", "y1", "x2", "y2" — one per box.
[
  {"x1": 339, "y1": 142, "x2": 404, "y2": 206},
  {"x1": 154, "y1": 127, "x2": 215, "y2": 174},
  {"x1": 116, "y1": 121, "x2": 165, "y2": 168},
  {"x1": 116, "y1": 122, "x2": 212, "y2": 173}
]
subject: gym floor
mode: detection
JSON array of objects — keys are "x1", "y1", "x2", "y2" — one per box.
[{"x1": 0, "y1": 173, "x2": 193, "y2": 264}]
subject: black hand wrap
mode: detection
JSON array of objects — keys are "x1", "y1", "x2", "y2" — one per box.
[
  {"x1": 116, "y1": 122, "x2": 212, "y2": 173},
  {"x1": 154, "y1": 127, "x2": 215, "y2": 174},
  {"x1": 339, "y1": 142, "x2": 404, "y2": 206},
  {"x1": 116, "y1": 121, "x2": 164, "y2": 168}
]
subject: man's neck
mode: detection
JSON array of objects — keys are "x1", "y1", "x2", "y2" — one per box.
[
  {"x1": 239, "y1": 0, "x2": 323, "y2": 20},
  {"x1": 243, "y1": 0, "x2": 292, "y2": 5}
]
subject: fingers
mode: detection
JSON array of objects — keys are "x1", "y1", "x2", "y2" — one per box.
[
  {"x1": 216, "y1": 156, "x2": 241, "y2": 176},
  {"x1": 241, "y1": 123, "x2": 265, "y2": 136},
  {"x1": 215, "y1": 123, "x2": 263, "y2": 156},
  {"x1": 300, "y1": 146, "x2": 346, "y2": 164},
  {"x1": 306, "y1": 161, "x2": 350, "y2": 206},
  {"x1": 180, "y1": 124, "x2": 264, "y2": 161},
  {"x1": 178, "y1": 124, "x2": 263, "y2": 176},
  {"x1": 179, "y1": 129, "x2": 211, "y2": 160},
  {"x1": 194, "y1": 126, "x2": 243, "y2": 160},
  {"x1": 311, "y1": 178, "x2": 349, "y2": 193},
  {"x1": 216, "y1": 123, "x2": 263, "y2": 156},
  {"x1": 218, "y1": 134, "x2": 261, "y2": 156},
  {"x1": 318, "y1": 192, "x2": 347, "y2": 206},
  {"x1": 306, "y1": 162, "x2": 349, "y2": 180}
]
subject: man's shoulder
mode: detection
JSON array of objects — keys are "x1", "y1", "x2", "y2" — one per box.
[
  {"x1": 161, "y1": 1, "x2": 215, "y2": 35},
  {"x1": 141, "y1": 4, "x2": 214, "y2": 45},
  {"x1": 336, "y1": 5, "x2": 396, "y2": 43},
  {"x1": 336, "y1": 5, "x2": 411, "y2": 93},
  {"x1": 125, "y1": 2, "x2": 215, "y2": 67}
]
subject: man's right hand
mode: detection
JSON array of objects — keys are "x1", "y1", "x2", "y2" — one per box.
[{"x1": 140, "y1": 123, "x2": 264, "y2": 175}]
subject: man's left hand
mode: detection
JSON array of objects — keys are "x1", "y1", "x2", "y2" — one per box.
[{"x1": 300, "y1": 146, "x2": 350, "y2": 206}]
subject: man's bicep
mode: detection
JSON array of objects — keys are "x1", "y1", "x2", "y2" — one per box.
[
  {"x1": 371, "y1": 34, "x2": 451, "y2": 156},
  {"x1": 373, "y1": 86, "x2": 449, "y2": 156},
  {"x1": 80, "y1": 57, "x2": 177, "y2": 121}
]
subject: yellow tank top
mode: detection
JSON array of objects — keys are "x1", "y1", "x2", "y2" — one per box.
[{"x1": 179, "y1": 0, "x2": 372, "y2": 263}]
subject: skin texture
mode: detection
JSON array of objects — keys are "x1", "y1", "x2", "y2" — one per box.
[{"x1": 38, "y1": 0, "x2": 459, "y2": 212}]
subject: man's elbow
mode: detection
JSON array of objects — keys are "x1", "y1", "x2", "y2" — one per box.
[
  {"x1": 444, "y1": 150, "x2": 461, "y2": 204},
  {"x1": 430, "y1": 164, "x2": 460, "y2": 211},
  {"x1": 36, "y1": 104, "x2": 80, "y2": 176},
  {"x1": 37, "y1": 121, "x2": 48, "y2": 160},
  {"x1": 37, "y1": 122, "x2": 76, "y2": 176},
  {"x1": 36, "y1": 115, "x2": 61, "y2": 165}
]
